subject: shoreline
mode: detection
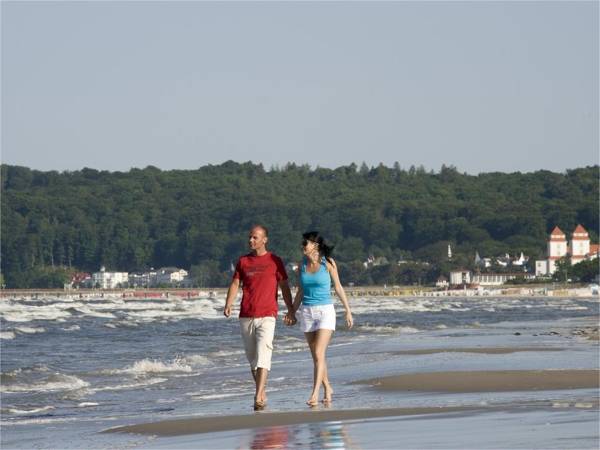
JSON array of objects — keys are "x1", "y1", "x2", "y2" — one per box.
[{"x1": 1, "y1": 284, "x2": 597, "y2": 300}]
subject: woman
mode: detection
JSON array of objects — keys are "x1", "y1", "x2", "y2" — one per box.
[{"x1": 288, "y1": 231, "x2": 353, "y2": 406}]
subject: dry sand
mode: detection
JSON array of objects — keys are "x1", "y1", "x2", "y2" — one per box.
[{"x1": 358, "y1": 369, "x2": 600, "y2": 392}]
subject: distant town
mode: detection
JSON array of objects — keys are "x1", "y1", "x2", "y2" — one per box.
[{"x1": 66, "y1": 224, "x2": 599, "y2": 290}]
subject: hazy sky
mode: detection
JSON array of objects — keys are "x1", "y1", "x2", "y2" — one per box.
[{"x1": 2, "y1": 1, "x2": 598, "y2": 174}]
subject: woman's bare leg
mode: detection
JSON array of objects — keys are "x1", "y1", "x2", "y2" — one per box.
[
  {"x1": 322, "y1": 363, "x2": 333, "y2": 403},
  {"x1": 305, "y1": 329, "x2": 333, "y2": 406}
]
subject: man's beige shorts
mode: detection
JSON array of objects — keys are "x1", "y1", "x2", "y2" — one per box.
[{"x1": 239, "y1": 317, "x2": 276, "y2": 371}]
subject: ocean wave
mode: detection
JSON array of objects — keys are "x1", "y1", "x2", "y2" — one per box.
[
  {"x1": 188, "y1": 392, "x2": 246, "y2": 400},
  {"x1": 61, "y1": 325, "x2": 80, "y2": 331},
  {"x1": 73, "y1": 307, "x2": 116, "y2": 319},
  {"x1": 89, "y1": 378, "x2": 168, "y2": 392},
  {"x1": 275, "y1": 344, "x2": 309, "y2": 354},
  {"x1": 102, "y1": 358, "x2": 193, "y2": 376},
  {"x1": 181, "y1": 354, "x2": 212, "y2": 366},
  {"x1": 208, "y1": 349, "x2": 246, "y2": 358},
  {"x1": 0, "y1": 331, "x2": 15, "y2": 340},
  {"x1": 2, "y1": 405, "x2": 55, "y2": 415},
  {"x1": 1, "y1": 416, "x2": 81, "y2": 426},
  {"x1": 0, "y1": 307, "x2": 72, "y2": 323},
  {"x1": 1, "y1": 365, "x2": 50, "y2": 379},
  {"x1": 356, "y1": 324, "x2": 421, "y2": 334},
  {"x1": 1, "y1": 373, "x2": 89, "y2": 394},
  {"x1": 14, "y1": 326, "x2": 46, "y2": 334}
]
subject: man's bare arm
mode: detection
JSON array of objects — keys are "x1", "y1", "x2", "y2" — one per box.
[
  {"x1": 278, "y1": 279, "x2": 293, "y2": 311},
  {"x1": 223, "y1": 278, "x2": 240, "y2": 317}
]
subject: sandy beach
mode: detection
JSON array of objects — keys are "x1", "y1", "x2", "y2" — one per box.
[
  {"x1": 105, "y1": 368, "x2": 599, "y2": 437},
  {"x1": 106, "y1": 405, "x2": 479, "y2": 437},
  {"x1": 2, "y1": 295, "x2": 598, "y2": 449},
  {"x1": 359, "y1": 369, "x2": 600, "y2": 392},
  {"x1": 101, "y1": 317, "x2": 599, "y2": 449}
]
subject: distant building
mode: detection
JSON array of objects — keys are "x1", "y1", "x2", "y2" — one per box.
[
  {"x1": 69, "y1": 272, "x2": 91, "y2": 288},
  {"x1": 472, "y1": 272, "x2": 534, "y2": 286},
  {"x1": 155, "y1": 267, "x2": 188, "y2": 285},
  {"x1": 536, "y1": 225, "x2": 598, "y2": 276},
  {"x1": 512, "y1": 252, "x2": 528, "y2": 267},
  {"x1": 449, "y1": 270, "x2": 471, "y2": 286},
  {"x1": 363, "y1": 255, "x2": 389, "y2": 268},
  {"x1": 128, "y1": 270, "x2": 157, "y2": 288},
  {"x1": 496, "y1": 254, "x2": 511, "y2": 267},
  {"x1": 476, "y1": 250, "x2": 528, "y2": 270},
  {"x1": 570, "y1": 224, "x2": 591, "y2": 265},
  {"x1": 92, "y1": 267, "x2": 129, "y2": 289},
  {"x1": 474, "y1": 251, "x2": 482, "y2": 266},
  {"x1": 435, "y1": 276, "x2": 449, "y2": 288}
]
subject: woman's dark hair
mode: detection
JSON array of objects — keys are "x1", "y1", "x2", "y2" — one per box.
[{"x1": 302, "y1": 231, "x2": 334, "y2": 263}]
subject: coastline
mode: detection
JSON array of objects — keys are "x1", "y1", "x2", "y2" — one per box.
[{"x1": 1, "y1": 283, "x2": 597, "y2": 301}]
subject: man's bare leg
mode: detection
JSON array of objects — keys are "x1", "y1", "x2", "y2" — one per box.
[{"x1": 255, "y1": 367, "x2": 268, "y2": 403}]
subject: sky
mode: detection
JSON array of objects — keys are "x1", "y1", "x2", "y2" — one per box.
[{"x1": 1, "y1": 1, "x2": 598, "y2": 174}]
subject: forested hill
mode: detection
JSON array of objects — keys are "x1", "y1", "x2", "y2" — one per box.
[{"x1": 1, "y1": 163, "x2": 598, "y2": 288}]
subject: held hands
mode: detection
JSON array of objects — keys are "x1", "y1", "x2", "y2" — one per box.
[{"x1": 283, "y1": 310, "x2": 297, "y2": 326}]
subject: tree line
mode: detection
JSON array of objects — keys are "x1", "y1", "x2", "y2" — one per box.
[{"x1": 1, "y1": 162, "x2": 598, "y2": 288}]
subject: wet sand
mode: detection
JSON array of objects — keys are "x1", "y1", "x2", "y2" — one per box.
[
  {"x1": 105, "y1": 405, "x2": 480, "y2": 437},
  {"x1": 389, "y1": 347, "x2": 565, "y2": 355},
  {"x1": 358, "y1": 369, "x2": 600, "y2": 392},
  {"x1": 106, "y1": 369, "x2": 599, "y2": 438}
]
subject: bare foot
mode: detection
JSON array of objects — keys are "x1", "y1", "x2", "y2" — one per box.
[
  {"x1": 322, "y1": 383, "x2": 334, "y2": 403},
  {"x1": 306, "y1": 395, "x2": 319, "y2": 407},
  {"x1": 254, "y1": 395, "x2": 267, "y2": 411}
]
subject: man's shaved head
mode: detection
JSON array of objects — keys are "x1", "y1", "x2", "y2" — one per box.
[{"x1": 251, "y1": 224, "x2": 269, "y2": 237}]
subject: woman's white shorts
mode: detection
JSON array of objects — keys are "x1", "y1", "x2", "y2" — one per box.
[{"x1": 300, "y1": 304, "x2": 336, "y2": 333}]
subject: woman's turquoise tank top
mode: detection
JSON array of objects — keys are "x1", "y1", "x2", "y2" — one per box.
[{"x1": 299, "y1": 257, "x2": 333, "y2": 306}]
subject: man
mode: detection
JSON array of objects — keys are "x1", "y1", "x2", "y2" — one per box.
[{"x1": 224, "y1": 225, "x2": 294, "y2": 410}]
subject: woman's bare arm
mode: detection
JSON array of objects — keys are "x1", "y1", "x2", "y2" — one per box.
[{"x1": 327, "y1": 259, "x2": 353, "y2": 328}]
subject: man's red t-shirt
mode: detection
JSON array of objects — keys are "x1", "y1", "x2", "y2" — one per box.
[{"x1": 233, "y1": 252, "x2": 288, "y2": 318}]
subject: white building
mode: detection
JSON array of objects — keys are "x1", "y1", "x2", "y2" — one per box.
[
  {"x1": 449, "y1": 270, "x2": 471, "y2": 286},
  {"x1": 512, "y1": 252, "x2": 528, "y2": 267},
  {"x1": 155, "y1": 267, "x2": 188, "y2": 285},
  {"x1": 472, "y1": 273, "x2": 534, "y2": 286},
  {"x1": 92, "y1": 267, "x2": 129, "y2": 289},
  {"x1": 436, "y1": 276, "x2": 449, "y2": 288},
  {"x1": 128, "y1": 270, "x2": 157, "y2": 288},
  {"x1": 570, "y1": 224, "x2": 591, "y2": 265},
  {"x1": 536, "y1": 225, "x2": 598, "y2": 276}
]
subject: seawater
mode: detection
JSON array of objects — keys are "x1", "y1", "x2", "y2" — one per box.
[{"x1": 0, "y1": 294, "x2": 598, "y2": 449}]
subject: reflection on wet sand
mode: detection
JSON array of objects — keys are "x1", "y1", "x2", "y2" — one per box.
[
  {"x1": 246, "y1": 426, "x2": 289, "y2": 449},
  {"x1": 306, "y1": 421, "x2": 355, "y2": 449},
  {"x1": 246, "y1": 420, "x2": 358, "y2": 450}
]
